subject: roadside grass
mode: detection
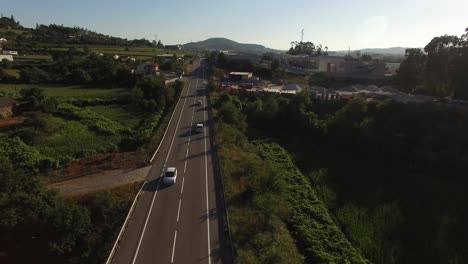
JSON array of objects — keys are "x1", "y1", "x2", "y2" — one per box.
[
  {"x1": 71, "y1": 181, "x2": 143, "y2": 264},
  {"x1": 15, "y1": 54, "x2": 53, "y2": 61},
  {"x1": 87, "y1": 104, "x2": 143, "y2": 128},
  {"x1": 0, "y1": 83, "x2": 129, "y2": 101}
]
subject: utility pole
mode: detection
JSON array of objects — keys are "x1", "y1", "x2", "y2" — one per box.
[{"x1": 301, "y1": 29, "x2": 304, "y2": 42}]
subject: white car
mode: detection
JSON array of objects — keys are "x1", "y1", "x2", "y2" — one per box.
[
  {"x1": 195, "y1": 123, "x2": 204, "y2": 133},
  {"x1": 197, "y1": 100, "x2": 203, "y2": 106},
  {"x1": 163, "y1": 167, "x2": 178, "y2": 185}
]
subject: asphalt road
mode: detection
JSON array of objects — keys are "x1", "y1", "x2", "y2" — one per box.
[{"x1": 110, "y1": 59, "x2": 232, "y2": 264}]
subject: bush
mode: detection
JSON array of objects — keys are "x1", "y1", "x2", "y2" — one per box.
[
  {"x1": 19, "y1": 66, "x2": 50, "y2": 84},
  {"x1": 0, "y1": 136, "x2": 56, "y2": 173}
]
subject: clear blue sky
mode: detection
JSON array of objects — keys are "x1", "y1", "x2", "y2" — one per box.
[{"x1": 2, "y1": 0, "x2": 467, "y2": 50}]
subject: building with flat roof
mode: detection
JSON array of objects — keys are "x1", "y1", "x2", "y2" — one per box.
[
  {"x1": 229, "y1": 72, "x2": 253, "y2": 81},
  {"x1": 0, "y1": 55, "x2": 13, "y2": 62},
  {"x1": 327, "y1": 60, "x2": 387, "y2": 80}
]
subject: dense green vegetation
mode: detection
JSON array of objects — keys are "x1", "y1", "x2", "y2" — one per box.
[
  {"x1": 0, "y1": 158, "x2": 91, "y2": 263},
  {"x1": 216, "y1": 88, "x2": 468, "y2": 263},
  {"x1": 397, "y1": 28, "x2": 468, "y2": 99},
  {"x1": 288, "y1": 41, "x2": 329, "y2": 56},
  {"x1": 212, "y1": 93, "x2": 368, "y2": 263},
  {"x1": 0, "y1": 84, "x2": 129, "y2": 101},
  {"x1": 0, "y1": 77, "x2": 182, "y2": 263},
  {"x1": 0, "y1": 157, "x2": 142, "y2": 263},
  {"x1": 1, "y1": 77, "x2": 183, "y2": 173},
  {"x1": 0, "y1": 14, "x2": 191, "y2": 264}
]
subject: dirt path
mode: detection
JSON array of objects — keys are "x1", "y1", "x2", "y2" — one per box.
[{"x1": 48, "y1": 166, "x2": 151, "y2": 197}]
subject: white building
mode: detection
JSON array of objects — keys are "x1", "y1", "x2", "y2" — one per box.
[
  {"x1": 0, "y1": 55, "x2": 14, "y2": 62},
  {"x1": 229, "y1": 72, "x2": 253, "y2": 81}
]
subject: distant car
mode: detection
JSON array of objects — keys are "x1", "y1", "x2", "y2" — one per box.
[
  {"x1": 197, "y1": 99, "x2": 203, "y2": 106},
  {"x1": 163, "y1": 167, "x2": 178, "y2": 185},
  {"x1": 195, "y1": 123, "x2": 204, "y2": 133}
]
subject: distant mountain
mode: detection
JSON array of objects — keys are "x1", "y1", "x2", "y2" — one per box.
[
  {"x1": 182, "y1": 38, "x2": 283, "y2": 54},
  {"x1": 334, "y1": 47, "x2": 412, "y2": 55}
]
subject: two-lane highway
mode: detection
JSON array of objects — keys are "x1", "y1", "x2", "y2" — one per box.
[{"x1": 110, "y1": 59, "x2": 232, "y2": 264}]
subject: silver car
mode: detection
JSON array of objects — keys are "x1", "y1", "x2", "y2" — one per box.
[{"x1": 163, "y1": 167, "x2": 177, "y2": 185}]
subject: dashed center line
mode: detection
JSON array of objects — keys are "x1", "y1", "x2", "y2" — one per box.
[
  {"x1": 181, "y1": 177, "x2": 185, "y2": 194},
  {"x1": 171, "y1": 230, "x2": 178, "y2": 263},
  {"x1": 177, "y1": 199, "x2": 182, "y2": 222}
]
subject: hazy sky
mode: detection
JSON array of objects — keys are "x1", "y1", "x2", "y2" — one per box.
[{"x1": 2, "y1": 0, "x2": 467, "y2": 50}]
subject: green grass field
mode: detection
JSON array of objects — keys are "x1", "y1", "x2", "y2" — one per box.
[
  {"x1": 87, "y1": 104, "x2": 143, "y2": 128},
  {"x1": 0, "y1": 84, "x2": 129, "y2": 101},
  {"x1": 34, "y1": 116, "x2": 121, "y2": 160},
  {"x1": 34, "y1": 44, "x2": 197, "y2": 58},
  {"x1": 15, "y1": 54, "x2": 53, "y2": 61}
]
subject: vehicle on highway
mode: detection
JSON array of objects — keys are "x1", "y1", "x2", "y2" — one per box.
[
  {"x1": 163, "y1": 167, "x2": 178, "y2": 185},
  {"x1": 195, "y1": 123, "x2": 204, "y2": 133},
  {"x1": 197, "y1": 99, "x2": 203, "y2": 106}
]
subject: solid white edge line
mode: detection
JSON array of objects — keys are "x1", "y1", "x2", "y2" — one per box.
[
  {"x1": 149, "y1": 70, "x2": 191, "y2": 163},
  {"x1": 131, "y1": 182, "x2": 160, "y2": 264},
  {"x1": 171, "y1": 230, "x2": 178, "y2": 263},
  {"x1": 202, "y1": 60, "x2": 212, "y2": 264},
  {"x1": 105, "y1": 181, "x2": 146, "y2": 264}
]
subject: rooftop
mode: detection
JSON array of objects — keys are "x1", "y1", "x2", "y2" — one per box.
[{"x1": 229, "y1": 72, "x2": 252, "y2": 76}]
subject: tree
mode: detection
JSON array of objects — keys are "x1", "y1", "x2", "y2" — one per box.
[
  {"x1": 361, "y1": 53, "x2": 372, "y2": 61},
  {"x1": 271, "y1": 58, "x2": 280, "y2": 72},
  {"x1": 19, "y1": 87, "x2": 46, "y2": 111},
  {"x1": 0, "y1": 58, "x2": 12, "y2": 69},
  {"x1": 70, "y1": 68, "x2": 91, "y2": 83},
  {"x1": 157, "y1": 40, "x2": 164, "y2": 49},
  {"x1": 287, "y1": 41, "x2": 327, "y2": 56},
  {"x1": 423, "y1": 35, "x2": 461, "y2": 96},
  {"x1": 19, "y1": 67, "x2": 49, "y2": 84},
  {"x1": 452, "y1": 28, "x2": 468, "y2": 99},
  {"x1": 0, "y1": 158, "x2": 91, "y2": 262},
  {"x1": 396, "y1": 49, "x2": 426, "y2": 93},
  {"x1": 132, "y1": 75, "x2": 166, "y2": 112}
]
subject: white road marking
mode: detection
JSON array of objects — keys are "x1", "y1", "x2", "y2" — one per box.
[
  {"x1": 202, "y1": 63, "x2": 212, "y2": 264},
  {"x1": 177, "y1": 199, "x2": 182, "y2": 222},
  {"x1": 131, "y1": 181, "x2": 160, "y2": 264},
  {"x1": 181, "y1": 177, "x2": 185, "y2": 194},
  {"x1": 184, "y1": 160, "x2": 188, "y2": 174},
  {"x1": 131, "y1": 76, "x2": 192, "y2": 264},
  {"x1": 171, "y1": 230, "x2": 178, "y2": 263}
]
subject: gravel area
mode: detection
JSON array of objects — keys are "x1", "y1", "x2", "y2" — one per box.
[{"x1": 48, "y1": 166, "x2": 151, "y2": 197}]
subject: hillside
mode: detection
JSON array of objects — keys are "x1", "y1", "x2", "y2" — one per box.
[
  {"x1": 0, "y1": 16, "x2": 152, "y2": 47},
  {"x1": 182, "y1": 38, "x2": 283, "y2": 54},
  {"x1": 334, "y1": 47, "x2": 413, "y2": 55}
]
